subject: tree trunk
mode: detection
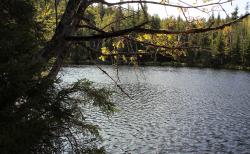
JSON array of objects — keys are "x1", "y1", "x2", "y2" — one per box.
[{"x1": 40, "y1": 0, "x2": 91, "y2": 79}]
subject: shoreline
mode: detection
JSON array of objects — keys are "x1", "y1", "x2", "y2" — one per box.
[{"x1": 63, "y1": 61, "x2": 250, "y2": 72}]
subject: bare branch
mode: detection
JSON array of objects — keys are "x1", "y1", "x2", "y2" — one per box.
[
  {"x1": 101, "y1": 12, "x2": 140, "y2": 30},
  {"x1": 66, "y1": 13, "x2": 250, "y2": 42},
  {"x1": 77, "y1": 24, "x2": 105, "y2": 33},
  {"x1": 81, "y1": 44, "x2": 133, "y2": 99},
  {"x1": 101, "y1": 0, "x2": 232, "y2": 9},
  {"x1": 178, "y1": 0, "x2": 208, "y2": 14}
]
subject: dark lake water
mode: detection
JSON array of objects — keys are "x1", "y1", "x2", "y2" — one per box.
[{"x1": 60, "y1": 65, "x2": 250, "y2": 154}]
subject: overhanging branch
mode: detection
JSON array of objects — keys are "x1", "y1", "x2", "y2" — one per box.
[
  {"x1": 101, "y1": 0, "x2": 232, "y2": 9},
  {"x1": 66, "y1": 13, "x2": 250, "y2": 42}
]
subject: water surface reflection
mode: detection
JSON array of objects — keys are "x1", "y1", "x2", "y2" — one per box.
[{"x1": 60, "y1": 66, "x2": 250, "y2": 153}]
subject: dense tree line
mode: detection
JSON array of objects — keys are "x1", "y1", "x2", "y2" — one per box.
[
  {"x1": 66, "y1": 3, "x2": 250, "y2": 69},
  {"x1": 0, "y1": 0, "x2": 249, "y2": 153}
]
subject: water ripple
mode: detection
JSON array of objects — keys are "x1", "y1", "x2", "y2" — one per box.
[{"x1": 60, "y1": 66, "x2": 250, "y2": 154}]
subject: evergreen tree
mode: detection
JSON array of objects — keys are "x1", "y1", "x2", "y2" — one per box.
[
  {"x1": 245, "y1": 40, "x2": 250, "y2": 66},
  {"x1": 151, "y1": 15, "x2": 161, "y2": 29},
  {"x1": 231, "y1": 35, "x2": 241, "y2": 64},
  {"x1": 114, "y1": 0, "x2": 123, "y2": 30},
  {"x1": 0, "y1": 1, "x2": 115, "y2": 153},
  {"x1": 215, "y1": 32, "x2": 225, "y2": 65},
  {"x1": 98, "y1": 2, "x2": 105, "y2": 21},
  {"x1": 231, "y1": 6, "x2": 239, "y2": 20}
]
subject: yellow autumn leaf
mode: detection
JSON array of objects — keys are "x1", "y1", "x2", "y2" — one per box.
[
  {"x1": 101, "y1": 47, "x2": 110, "y2": 55},
  {"x1": 116, "y1": 40, "x2": 125, "y2": 49},
  {"x1": 167, "y1": 35, "x2": 173, "y2": 40},
  {"x1": 122, "y1": 55, "x2": 127, "y2": 63},
  {"x1": 130, "y1": 56, "x2": 136, "y2": 61},
  {"x1": 98, "y1": 55, "x2": 106, "y2": 61},
  {"x1": 143, "y1": 34, "x2": 151, "y2": 40},
  {"x1": 138, "y1": 49, "x2": 144, "y2": 53},
  {"x1": 136, "y1": 35, "x2": 144, "y2": 41}
]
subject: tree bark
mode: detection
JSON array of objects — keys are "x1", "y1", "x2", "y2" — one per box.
[
  {"x1": 40, "y1": 0, "x2": 91, "y2": 79},
  {"x1": 36, "y1": 0, "x2": 249, "y2": 79}
]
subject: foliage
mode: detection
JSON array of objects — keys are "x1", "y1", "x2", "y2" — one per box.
[
  {"x1": 0, "y1": 0, "x2": 115, "y2": 153},
  {"x1": 1, "y1": 0, "x2": 249, "y2": 153},
  {"x1": 72, "y1": 4, "x2": 250, "y2": 68}
]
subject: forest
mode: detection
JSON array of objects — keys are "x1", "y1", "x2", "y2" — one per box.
[
  {"x1": 64, "y1": 3, "x2": 250, "y2": 70},
  {"x1": 0, "y1": 0, "x2": 250, "y2": 153}
]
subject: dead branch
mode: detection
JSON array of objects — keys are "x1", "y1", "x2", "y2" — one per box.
[
  {"x1": 101, "y1": 0, "x2": 232, "y2": 9},
  {"x1": 66, "y1": 13, "x2": 250, "y2": 42}
]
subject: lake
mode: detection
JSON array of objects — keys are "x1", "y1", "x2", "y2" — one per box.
[{"x1": 60, "y1": 65, "x2": 250, "y2": 154}]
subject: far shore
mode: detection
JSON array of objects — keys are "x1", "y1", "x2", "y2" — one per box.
[{"x1": 63, "y1": 61, "x2": 250, "y2": 72}]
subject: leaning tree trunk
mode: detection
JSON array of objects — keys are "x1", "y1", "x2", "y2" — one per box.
[
  {"x1": 36, "y1": 0, "x2": 250, "y2": 80},
  {"x1": 39, "y1": 0, "x2": 91, "y2": 79}
]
